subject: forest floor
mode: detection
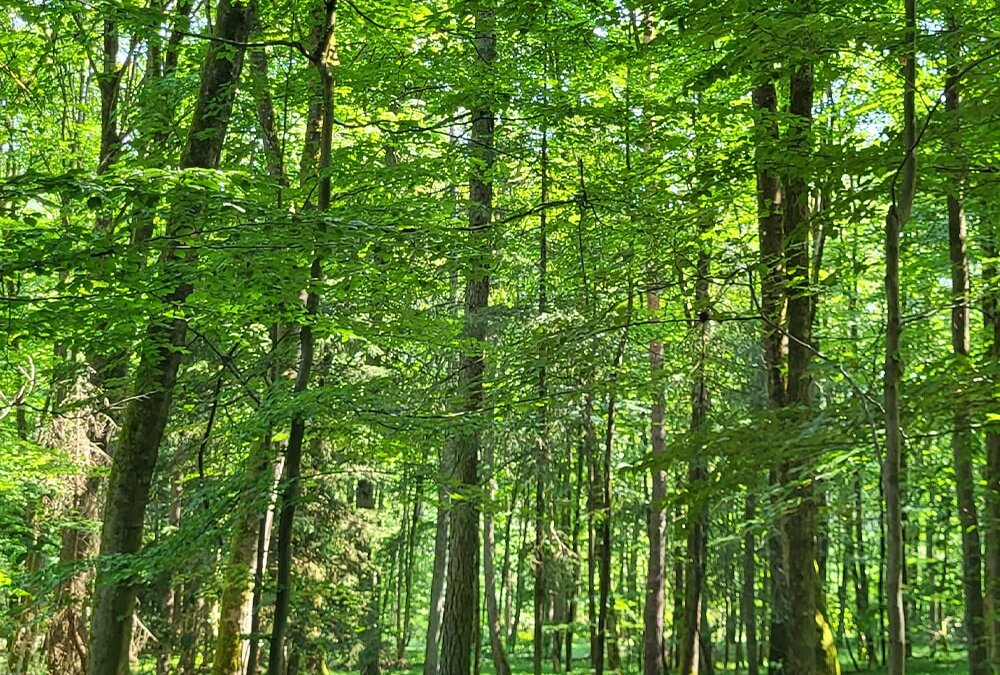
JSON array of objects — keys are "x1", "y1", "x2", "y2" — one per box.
[{"x1": 325, "y1": 647, "x2": 967, "y2": 675}]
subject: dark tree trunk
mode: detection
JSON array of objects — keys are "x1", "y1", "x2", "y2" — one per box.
[
  {"x1": 944, "y1": 28, "x2": 990, "y2": 674},
  {"x1": 439, "y1": 9, "x2": 495, "y2": 675},
  {"x1": 86, "y1": 4, "x2": 256, "y2": 673},
  {"x1": 882, "y1": 2, "x2": 916, "y2": 673},
  {"x1": 265, "y1": 5, "x2": 337, "y2": 672}
]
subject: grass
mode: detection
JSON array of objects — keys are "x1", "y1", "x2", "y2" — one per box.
[{"x1": 329, "y1": 647, "x2": 969, "y2": 675}]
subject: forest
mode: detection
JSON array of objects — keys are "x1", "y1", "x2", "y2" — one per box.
[{"x1": 1, "y1": 0, "x2": 999, "y2": 674}]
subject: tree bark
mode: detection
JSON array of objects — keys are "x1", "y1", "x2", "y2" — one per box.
[
  {"x1": 534, "y1": 115, "x2": 550, "y2": 675},
  {"x1": 424, "y1": 451, "x2": 451, "y2": 675},
  {"x1": 983, "y1": 194, "x2": 1000, "y2": 667},
  {"x1": 86, "y1": 3, "x2": 256, "y2": 673},
  {"x1": 265, "y1": 4, "x2": 337, "y2": 672},
  {"x1": 439, "y1": 8, "x2": 494, "y2": 674},
  {"x1": 944, "y1": 31, "x2": 990, "y2": 674},
  {"x1": 644, "y1": 287, "x2": 668, "y2": 675},
  {"x1": 882, "y1": 1, "x2": 916, "y2": 673},
  {"x1": 681, "y1": 227, "x2": 711, "y2": 675},
  {"x1": 851, "y1": 474, "x2": 875, "y2": 669},
  {"x1": 742, "y1": 496, "x2": 759, "y2": 675},
  {"x1": 484, "y1": 440, "x2": 512, "y2": 675}
]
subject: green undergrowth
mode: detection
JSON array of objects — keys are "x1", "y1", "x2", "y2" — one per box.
[{"x1": 327, "y1": 647, "x2": 968, "y2": 675}]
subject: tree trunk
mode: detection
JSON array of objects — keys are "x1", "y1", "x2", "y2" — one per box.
[
  {"x1": 211, "y1": 437, "x2": 277, "y2": 675},
  {"x1": 743, "y1": 496, "x2": 759, "y2": 675},
  {"x1": 358, "y1": 479, "x2": 382, "y2": 675},
  {"x1": 680, "y1": 227, "x2": 711, "y2": 675},
  {"x1": 86, "y1": 4, "x2": 256, "y2": 673},
  {"x1": 439, "y1": 9, "x2": 494, "y2": 675},
  {"x1": 265, "y1": 5, "x2": 337, "y2": 671},
  {"x1": 983, "y1": 194, "x2": 1000, "y2": 666},
  {"x1": 644, "y1": 288, "x2": 668, "y2": 675},
  {"x1": 944, "y1": 32, "x2": 990, "y2": 674},
  {"x1": 425, "y1": 452, "x2": 451, "y2": 675},
  {"x1": 534, "y1": 117, "x2": 550, "y2": 675},
  {"x1": 851, "y1": 474, "x2": 875, "y2": 669},
  {"x1": 485, "y1": 441, "x2": 512, "y2": 675},
  {"x1": 595, "y1": 291, "x2": 633, "y2": 675},
  {"x1": 882, "y1": 1, "x2": 916, "y2": 673}
]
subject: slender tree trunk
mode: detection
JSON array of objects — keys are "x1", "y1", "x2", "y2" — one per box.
[
  {"x1": 743, "y1": 496, "x2": 759, "y2": 675},
  {"x1": 534, "y1": 117, "x2": 550, "y2": 675},
  {"x1": 644, "y1": 288, "x2": 668, "y2": 675},
  {"x1": 851, "y1": 474, "x2": 875, "y2": 669},
  {"x1": 86, "y1": 4, "x2": 256, "y2": 673},
  {"x1": 265, "y1": 5, "x2": 336, "y2": 671},
  {"x1": 983, "y1": 199, "x2": 1000, "y2": 666},
  {"x1": 680, "y1": 227, "x2": 711, "y2": 675},
  {"x1": 944, "y1": 32, "x2": 990, "y2": 674},
  {"x1": 245, "y1": 455, "x2": 284, "y2": 675},
  {"x1": 485, "y1": 440, "x2": 512, "y2": 675},
  {"x1": 425, "y1": 449, "x2": 451, "y2": 675},
  {"x1": 358, "y1": 479, "x2": 382, "y2": 675},
  {"x1": 595, "y1": 291, "x2": 633, "y2": 675},
  {"x1": 882, "y1": 2, "x2": 916, "y2": 673},
  {"x1": 439, "y1": 9, "x2": 495, "y2": 674}
]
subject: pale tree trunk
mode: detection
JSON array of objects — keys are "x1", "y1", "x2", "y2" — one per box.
[
  {"x1": 439, "y1": 8, "x2": 494, "y2": 675},
  {"x1": 210, "y1": 437, "x2": 278, "y2": 675},
  {"x1": 86, "y1": 3, "x2": 256, "y2": 673},
  {"x1": 852, "y1": 475, "x2": 875, "y2": 669},
  {"x1": 882, "y1": 1, "x2": 916, "y2": 673},
  {"x1": 245, "y1": 456, "x2": 284, "y2": 675},
  {"x1": 424, "y1": 452, "x2": 451, "y2": 675},
  {"x1": 742, "y1": 496, "x2": 759, "y2": 675},
  {"x1": 944, "y1": 26, "x2": 990, "y2": 674},
  {"x1": 484, "y1": 439, "x2": 512, "y2": 675},
  {"x1": 644, "y1": 287, "x2": 668, "y2": 675},
  {"x1": 212, "y1": 30, "x2": 299, "y2": 675}
]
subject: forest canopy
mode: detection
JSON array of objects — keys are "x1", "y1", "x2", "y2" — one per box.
[{"x1": 1, "y1": 1, "x2": 999, "y2": 675}]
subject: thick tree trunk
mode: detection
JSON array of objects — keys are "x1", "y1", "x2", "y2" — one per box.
[
  {"x1": 439, "y1": 9, "x2": 494, "y2": 675},
  {"x1": 782, "y1": 56, "x2": 836, "y2": 675},
  {"x1": 945, "y1": 41, "x2": 990, "y2": 675},
  {"x1": 644, "y1": 288, "x2": 668, "y2": 675},
  {"x1": 882, "y1": 2, "x2": 916, "y2": 673},
  {"x1": 86, "y1": 4, "x2": 256, "y2": 673}
]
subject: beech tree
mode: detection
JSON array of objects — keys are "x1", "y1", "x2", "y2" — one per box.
[{"x1": 2, "y1": 1, "x2": 1000, "y2": 675}]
